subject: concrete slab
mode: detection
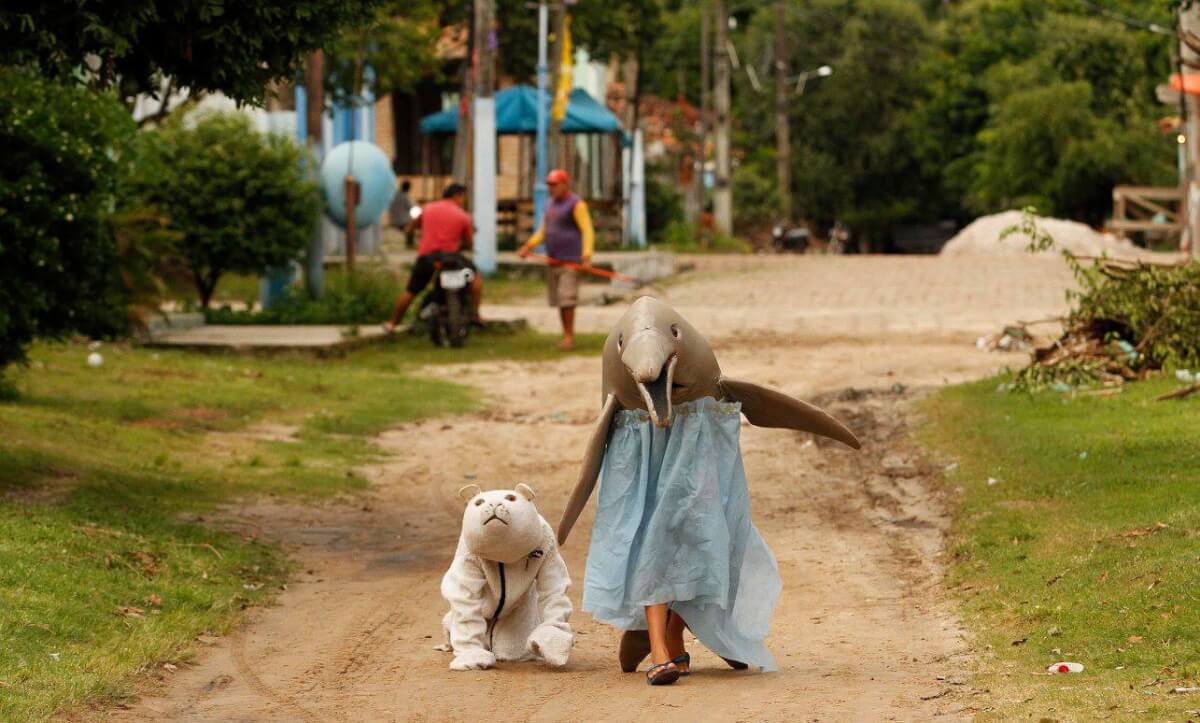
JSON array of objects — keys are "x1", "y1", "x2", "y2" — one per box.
[
  {"x1": 144, "y1": 318, "x2": 531, "y2": 355},
  {"x1": 144, "y1": 324, "x2": 391, "y2": 355}
]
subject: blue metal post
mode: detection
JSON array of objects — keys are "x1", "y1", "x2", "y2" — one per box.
[{"x1": 534, "y1": 1, "x2": 549, "y2": 231}]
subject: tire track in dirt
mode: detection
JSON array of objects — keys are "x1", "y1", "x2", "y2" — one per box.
[{"x1": 230, "y1": 630, "x2": 322, "y2": 723}]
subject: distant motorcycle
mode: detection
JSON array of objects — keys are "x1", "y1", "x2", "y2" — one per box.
[
  {"x1": 771, "y1": 223, "x2": 811, "y2": 253},
  {"x1": 417, "y1": 252, "x2": 474, "y2": 348}
]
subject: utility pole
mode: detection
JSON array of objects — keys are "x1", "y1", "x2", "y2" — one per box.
[
  {"x1": 452, "y1": 11, "x2": 475, "y2": 183},
  {"x1": 534, "y1": 1, "x2": 549, "y2": 228},
  {"x1": 547, "y1": 1, "x2": 566, "y2": 170},
  {"x1": 694, "y1": 1, "x2": 710, "y2": 235},
  {"x1": 1182, "y1": 2, "x2": 1200, "y2": 257},
  {"x1": 473, "y1": 0, "x2": 498, "y2": 274},
  {"x1": 304, "y1": 50, "x2": 325, "y2": 298},
  {"x1": 774, "y1": 0, "x2": 791, "y2": 223},
  {"x1": 713, "y1": 0, "x2": 732, "y2": 236}
]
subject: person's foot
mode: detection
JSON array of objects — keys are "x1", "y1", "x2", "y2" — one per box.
[
  {"x1": 381, "y1": 322, "x2": 397, "y2": 334},
  {"x1": 557, "y1": 337, "x2": 575, "y2": 351},
  {"x1": 665, "y1": 611, "x2": 689, "y2": 674},
  {"x1": 645, "y1": 659, "x2": 680, "y2": 686}
]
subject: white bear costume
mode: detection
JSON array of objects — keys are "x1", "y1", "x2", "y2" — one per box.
[{"x1": 439, "y1": 484, "x2": 573, "y2": 671}]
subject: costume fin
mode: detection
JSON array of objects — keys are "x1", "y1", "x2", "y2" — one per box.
[
  {"x1": 557, "y1": 394, "x2": 618, "y2": 545},
  {"x1": 719, "y1": 377, "x2": 861, "y2": 449}
]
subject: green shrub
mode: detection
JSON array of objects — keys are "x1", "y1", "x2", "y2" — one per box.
[
  {"x1": 1005, "y1": 210, "x2": 1200, "y2": 390},
  {"x1": 655, "y1": 220, "x2": 749, "y2": 254},
  {"x1": 133, "y1": 112, "x2": 319, "y2": 307},
  {"x1": 205, "y1": 268, "x2": 401, "y2": 325},
  {"x1": 645, "y1": 163, "x2": 683, "y2": 241},
  {"x1": 0, "y1": 69, "x2": 136, "y2": 370}
]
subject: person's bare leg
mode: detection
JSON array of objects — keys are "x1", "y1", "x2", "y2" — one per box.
[
  {"x1": 666, "y1": 609, "x2": 689, "y2": 673},
  {"x1": 387, "y1": 291, "x2": 415, "y2": 328},
  {"x1": 645, "y1": 603, "x2": 676, "y2": 675},
  {"x1": 470, "y1": 275, "x2": 484, "y2": 323},
  {"x1": 557, "y1": 306, "x2": 575, "y2": 350}
]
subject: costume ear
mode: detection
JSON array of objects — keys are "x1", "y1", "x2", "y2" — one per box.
[
  {"x1": 515, "y1": 483, "x2": 536, "y2": 500},
  {"x1": 720, "y1": 377, "x2": 861, "y2": 450},
  {"x1": 458, "y1": 484, "x2": 482, "y2": 501}
]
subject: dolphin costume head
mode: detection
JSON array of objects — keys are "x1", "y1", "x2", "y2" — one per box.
[
  {"x1": 558, "y1": 296, "x2": 861, "y2": 546},
  {"x1": 602, "y1": 297, "x2": 717, "y2": 428}
]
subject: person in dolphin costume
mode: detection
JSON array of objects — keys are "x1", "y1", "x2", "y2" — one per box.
[{"x1": 557, "y1": 296, "x2": 861, "y2": 685}]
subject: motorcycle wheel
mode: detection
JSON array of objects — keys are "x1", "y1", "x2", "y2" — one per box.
[
  {"x1": 424, "y1": 301, "x2": 446, "y2": 347},
  {"x1": 444, "y1": 291, "x2": 468, "y2": 348}
]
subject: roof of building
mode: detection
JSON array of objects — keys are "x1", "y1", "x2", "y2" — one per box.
[{"x1": 419, "y1": 85, "x2": 622, "y2": 135}]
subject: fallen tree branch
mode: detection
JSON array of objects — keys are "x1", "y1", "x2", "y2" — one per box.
[{"x1": 1156, "y1": 383, "x2": 1200, "y2": 401}]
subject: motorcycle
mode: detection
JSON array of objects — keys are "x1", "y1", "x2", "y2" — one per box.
[
  {"x1": 417, "y1": 252, "x2": 475, "y2": 348},
  {"x1": 771, "y1": 223, "x2": 811, "y2": 253}
]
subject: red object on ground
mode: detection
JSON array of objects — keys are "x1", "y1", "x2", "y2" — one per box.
[
  {"x1": 1058, "y1": 664, "x2": 1069, "y2": 673},
  {"x1": 522, "y1": 252, "x2": 637, "y2": 284}
]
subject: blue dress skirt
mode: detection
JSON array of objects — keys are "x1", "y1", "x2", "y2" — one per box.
[{"x1": 582, "y1": 397, "x2": 781, "y2": 671}]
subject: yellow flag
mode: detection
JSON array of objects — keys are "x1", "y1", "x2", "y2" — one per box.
[{"x1": 552, "y1": 15, "x2": 573, "y2": 123}]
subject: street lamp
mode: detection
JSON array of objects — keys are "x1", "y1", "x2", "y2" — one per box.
[{"x1": 791, "y1": 64, "x2": 833, "y2": 95}]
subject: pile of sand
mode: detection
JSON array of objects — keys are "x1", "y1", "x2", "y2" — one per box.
[{"x1": 940, "y1": 210, "x2": 1143, "y2": 258}]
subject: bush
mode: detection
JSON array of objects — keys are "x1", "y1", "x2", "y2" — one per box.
[
  {"x1": 656, "y1": 220, "x2": 749, "y2": 254},
  {"x1": 133, "y1": 112, "x2": 319, "y2": 307},
  {"x1": 0, "y1": 69, "x2": 136, "y2": 370},
  {"x1": 644, "y1": 163, "x2": 683, "y2": 241},
  {"x1": 205, "y1": 268, "x2": 401, "y2": 325},
  {"x1": 1004, "y1": 210, "x2": 1200, "y2": 391}
]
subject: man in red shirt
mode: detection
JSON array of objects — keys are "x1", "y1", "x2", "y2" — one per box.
[{"x1": 384, "y1": 183, "x2": 484, "y2": 330}]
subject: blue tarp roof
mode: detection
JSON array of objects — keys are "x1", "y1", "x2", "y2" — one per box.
[{"x1": 419, "y1": 85, "x2": 622, "y2": 135}]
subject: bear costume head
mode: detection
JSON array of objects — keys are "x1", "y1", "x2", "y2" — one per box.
[{"x1": 458, "y1": 483, "x2": 544, "y2": 564}]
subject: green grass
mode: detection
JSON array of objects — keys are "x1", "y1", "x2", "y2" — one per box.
[
  {"x1": 922, "y1": 377, "x2": 1200, "y2": 720},
  {"x1": 0, "y1": 328, "x2": 601, "y2": 719},
  {"x1": 482, "y1": 273, "x2": 546, "y2": 303}
]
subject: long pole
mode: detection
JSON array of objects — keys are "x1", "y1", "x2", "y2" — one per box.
[
  {"x1": 713, "y1": 0, "x2": 733, "y2": 236},
  {"x1": 696, "y1": 2, "x2": 710, "y2": 243},
  {"x1": 473, "y1": 0, "x2": 498, "y2": 274},
  {"x1": 304, "y1": 50, "x2": 326, "y2": 299},
  {"x1": 534, "y1": 1, "x2": 549, "y2": 229},
  {"x1": 774, "y1": 0, "x2": 791, "y2": 223},
  {"x1": 1183, "y1": 3, "x2": 1200, "y2": 257}
]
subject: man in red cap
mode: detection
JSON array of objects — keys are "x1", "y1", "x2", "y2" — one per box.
[{"x1": 517, "y1": 169, "x2": 595, "y2": 350}]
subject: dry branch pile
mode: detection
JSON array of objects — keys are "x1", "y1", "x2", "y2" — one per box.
[{"x1": 1013, "y1": 253, "x2": 1200, "y2": 392}]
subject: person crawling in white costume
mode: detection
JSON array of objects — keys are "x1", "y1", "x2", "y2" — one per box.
[{"x1": 438, "y1": 483, "x2": 573, "y2": 671}]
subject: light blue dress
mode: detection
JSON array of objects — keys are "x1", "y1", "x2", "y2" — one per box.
[{"x1": 582, "y1": 397, "x2": 782, "y2": 672}]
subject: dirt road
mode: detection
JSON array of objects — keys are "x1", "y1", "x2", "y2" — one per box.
[{"x1": 111, "y1": 256, "x2": 1074, "y2": 721}]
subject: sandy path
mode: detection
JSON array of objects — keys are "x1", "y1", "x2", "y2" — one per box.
[{"x1": 108, "y1": 255, "x2": 1073, "y2": 722}]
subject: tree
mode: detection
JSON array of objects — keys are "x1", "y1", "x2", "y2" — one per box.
[
  {"x1": 133, "y1": 113, "x2": 319, "y2": 308},
  {"x1": 323, "y1": 0, "x2": 445, "y2": 104},
  {"x1": 908, "y1": 0, "x2": 1173, "y2": 224},
  {"x1": 0, "y1": 69, "x2": 135, "y2": 370},
  {"x1": 0, "y1": 0, "x2": 384, "y2": 105}
]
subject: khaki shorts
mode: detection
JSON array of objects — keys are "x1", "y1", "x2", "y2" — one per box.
[{"x1": 547, "y1": 267, "x2": 579, "y2": 308}]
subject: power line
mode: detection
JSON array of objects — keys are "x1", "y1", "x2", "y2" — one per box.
[{"x1": 1079, "y1": 0, "x2": 1173, "y2": 35}]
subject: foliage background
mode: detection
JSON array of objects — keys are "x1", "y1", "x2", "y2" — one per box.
[
  {"x1": 0, "y1": 69, "x2": 135, "y2": 370},
  {"x1": 639, "y1": 0, "x2": 1177, "y2": 247},
  {"x1": 131, "y1": 113, "x2": 319, "y2": 308}
]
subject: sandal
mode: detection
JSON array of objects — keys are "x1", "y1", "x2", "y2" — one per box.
[
  {"x1": 671, "y1": 651, "x2": 691, "y2": 676},
  {"x1": 645, "y1": 660, "x2": 680, "y2": 686}
]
